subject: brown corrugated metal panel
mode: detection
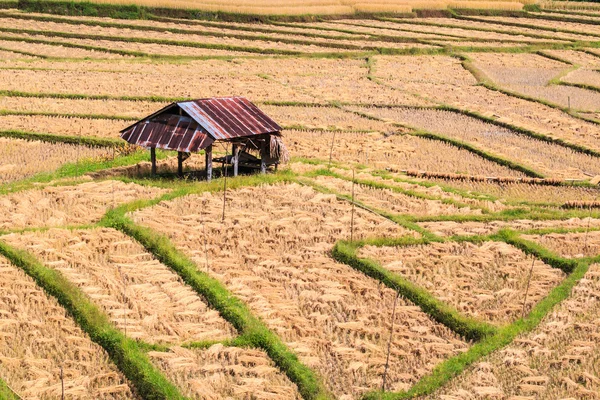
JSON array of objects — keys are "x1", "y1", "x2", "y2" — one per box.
[
  {"x1": 178, "y1": 97, "x2": 281, "y2": 140},
  {"x1": 121, "y1": 114, "x2": 214, "y2": 152},
  {"x1": 120, "y1": 97, "x2": 280, "y2": 152}
]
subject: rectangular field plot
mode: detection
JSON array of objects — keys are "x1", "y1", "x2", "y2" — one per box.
[
  {"x1": 0, "y1": 137, "x2": 108, "y2": 184},
  {"x1": 412, "y1": 17, "x2": 597, "y2": 41},
  {"x1": 1, "y1": 227, "x2": 236, "y2": 344},
  {"x1": 368, "y1": 64, "x2": 600, "y2": 153},
  {"x1": 0, "y1": 255, "x2": 138, "y2": 399},
  {"x1": 419, "y1": 217, "x2": 600, "y2": 238},
  {"x1": 0, "y1": 96, "x2": 161, "y2": 118},
  {"x1": 358, "y1": 241, "x2": 565, "y2": 324},
  {"x1": 148, "y1": 345, "x2": 301, "y2": 399},
  {"x1": 542, "y1": 49, "x2": 600, "y2": 68},
  {"x1": 353, "y1": 106, "x2": 600, "y2": 179},
  {"x1": 0, "y1": 180, "x2": 167, "y2": 230},
  {"x1": 0, "y1": 114, "x2": 127, "y2": 139},
  {"x1": 472, "y1": 52, "x2": 600, "y2": 114},
  {"x1": 330, "y1": 168, "x2": 509, "y2": 213},
  {"x1": 423, "y1": 178, "x2": 600, "y2": 204},
  {"x1": 260, "y1": 105, "x2": 391, "y2": 132},
  {"x1": 0, "y1": 68, "x2": 317, "y2": 102},
  {"x1": 429, "y1": 263, "x2": 600, "y2": 399},
  {"x1": 0, "y1": 38, "x2": 130, "y2": 59},
  {"x1": 311, "y1": 175, "x2": 485, "y2": 216},
  {"x1": 286, "y1": 129, "x2": 526, "y2": 177},
  {"x1": 132, "y1": 183, "x2": 469, "y2": 397},
  {"x1": 523, "y1": 231, "x2": 600, "y2": 259}
]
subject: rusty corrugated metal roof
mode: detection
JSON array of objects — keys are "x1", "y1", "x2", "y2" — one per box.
[
  {"x1": 120, "y1": 97, "x2": 281, "y2": 151},
  {"x1": 121, "y1": 114, "x2": 214, "y2": 152}
]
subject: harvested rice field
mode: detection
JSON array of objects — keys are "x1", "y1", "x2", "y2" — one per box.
[
  {"x1": 1, "y1": 227, "x2": 236, "y2": 344},
  {"x1": 420, "y1": 217, "x2": 600, "y2": 237},
  {"x1": 0, "y1": 255, "x2": 138, "y2": 399},
  {"x1": 3, "y1": 4, "x2": 600, "y2": 399},
  {"x1": 523, "y1": 230, "x2": 600, "y2": 258},
  {"x1": 358, "y1": 241, "x2": 565, "y2": 323},
  {"x1": 149, "y1": 345, "x2": 301, "y2": 399},
  {"x1": 0, "y1": 180, "x2": 167, "y2": 230},
  {"x1": 131, "y1": 184, "x2": 471, "y2": 396},
  {"x1": 0, "y1": 137, "x2": 108, "y2": 183},
  {"x1": 426, "y1": 263, "x2": 600, "y2": 399},
  {"x1": 286, "y1": 129, "x2": 527, "y2": 176},
  {"x1": 352, "y1": 106, "x2": 600, "y2": 178},
  {"x1": 310, "y1": 175, "x2": 484, "y2": 216}
]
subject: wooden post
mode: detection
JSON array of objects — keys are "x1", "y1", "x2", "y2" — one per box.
[
  {"x1": 177, "y1": 151, "x2": 183, "y2": 178},
  {"x1": 150, "y1": 147, "x2": 156, "y2": 176},
  {"x1": 260, "y1": 137, "x2": 267, "y2": 174},
  {"x1": 232, "y1": 144, "x2": 239, "y2": 177},
  {"x1": 205, "y1": 145, "x2": 213, "y2": 181}
]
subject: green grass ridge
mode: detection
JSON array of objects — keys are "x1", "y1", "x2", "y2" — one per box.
[
  {"x1": 356, "y1": 229, "x2": 591, "y2": 399},
  {"x1": 0, "y1": 240, "x2": 186, "y2": 400},
  {"x1": 331, "y1": 240, "x2": 498, "y2": 341},
  {"x1": 94, "y1": 172, "x2": 332, "y2": 400}
]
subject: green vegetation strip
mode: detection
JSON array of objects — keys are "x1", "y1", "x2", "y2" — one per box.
[
  {"x1": 459, "y1": 54, "x2": 600, "y2": 126},
  {"x1": 0, "y1": 379, "x2": 19, "y2": 400},
  {"x1": 0, "y1": 240, "x2": 186, "y2": 400},
  {"x1": 436, "y1": 104, "x2": 600, "y2": 158},
  {"x1": 100, "y1": 179, "x2": 330, "y2": 400},
  {"x1": 0, "y1": 148, "x2": 165, "y2": 195},
  {"x1": 0, "y1": 109, "x2": 138, "y2": 121},
  {"x1": 0, "y1": 129, "x2": 124, "y2": 148},
  {"x1": 0, "y1": 11, "x2": 432, "y2": 49},
  {"x1": 358, "y1": 228, "x2": 590, "y2": 399},
  {"x1": 0, "y1": 27, "x2": 305, "y2": 56},
  {"x1": 332, "y1": 239, "x2": 497, "y2": 341}
]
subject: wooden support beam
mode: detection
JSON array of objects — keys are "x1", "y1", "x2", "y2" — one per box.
[
  {"x1": 260, "y1": 138, "x2": 267, "y2": 174},
  {"x1": 205, "y1": 144, "x2": 213, "y2": 181},
  {"x1": 232, "y1": 144, "x2": 239, "y2": 177},
  {"x1": 150, "y1": 147, "x2": 156, "y2": 176},
  {"x1": 177, "y1": 151, "x2": 183, "y2": 178}
]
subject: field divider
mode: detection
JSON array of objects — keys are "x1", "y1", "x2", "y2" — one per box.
[
  {"x1": 101, "y1": 210, "x2": 331, "y2": 400},
  {"x1": 347, "y1": 107, "x2": 545, "y2": 178},
  {"x1": 0, "y1": 239, "x2": 187, "y2": 400},
  {"x1": 453, "y1": 14, "x2": 600, "y2": 40},
  {"x1": 0, "y1": 27, "x2": 306, "y2": 56},
  {"x1": 297, "y1": 176, "x2": 444, "y2": 241},
  {"x1": 331, "y1": 239, "x2": 498, "y2": 342},
  {"x1": 359, "y1": 228, "x2": 591, "y2": 399},
  {"x1": 0, "y1": 129, "x2": 126, "y2": 148},
  {"x1": 0, "y1": 379, "x2": 20, "y2": 400},
  {"x1": 312, "y1": 168, "x2": 485, "y2": 213},
  {"x1": 0, "y1": 109, "x2": 138, "y2": 121},
  {"x1": 434, "y1": 103, "x2": 600, "y2": 158},
  {"x1": 458, "y1": 53, "x2": 600, "y2": 126},
  {"x1": 492, "y1": 228, "x2": 578, "y2": 273}
]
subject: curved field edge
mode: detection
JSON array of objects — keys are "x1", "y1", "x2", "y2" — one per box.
[
  {"x1": 332, "y1": 229, "x2": 589, "y2": 399},
  {"x1": 0, "y1": 379, "x2": 19, "y2": 400},
  {"x1": 0, "y1": 239, "x2": 186, "y2": 400},
  {"x1": 98, "y1": 172, "x2": 331, "y2": 400}
]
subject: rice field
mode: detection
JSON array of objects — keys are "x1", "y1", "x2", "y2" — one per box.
[
  {"x1": 0, "y1": 256, "x2": 138, "y2": 399},
  {"x1": 2, "y1": 4, "x2": 600, "y2": 400},
  {"x1": 358, "y1": 241, "x2": 565, "y2": 323}
]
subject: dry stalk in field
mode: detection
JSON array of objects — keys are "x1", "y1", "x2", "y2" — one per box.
[
  {"x1": 132, "y1": 183, "x2": 468, "y2": 397},
  {"x1": 359, "y1": 241, "x2": 565, "y2": 324},
  {"x1": 2, "y1": 228, "x2": 236, "y2": 344},
  {"x1": 0, "y1": 256, "x2": 137, "y2": 399}
]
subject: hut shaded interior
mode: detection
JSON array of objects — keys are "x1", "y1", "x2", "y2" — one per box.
[{"x1": 120, "y1": 97, "x2": 288, "y2": 179}]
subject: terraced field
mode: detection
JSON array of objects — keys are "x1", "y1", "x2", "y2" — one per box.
[{"x1": 1, "y1": 2, "x2": 600, "y2": 400}]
